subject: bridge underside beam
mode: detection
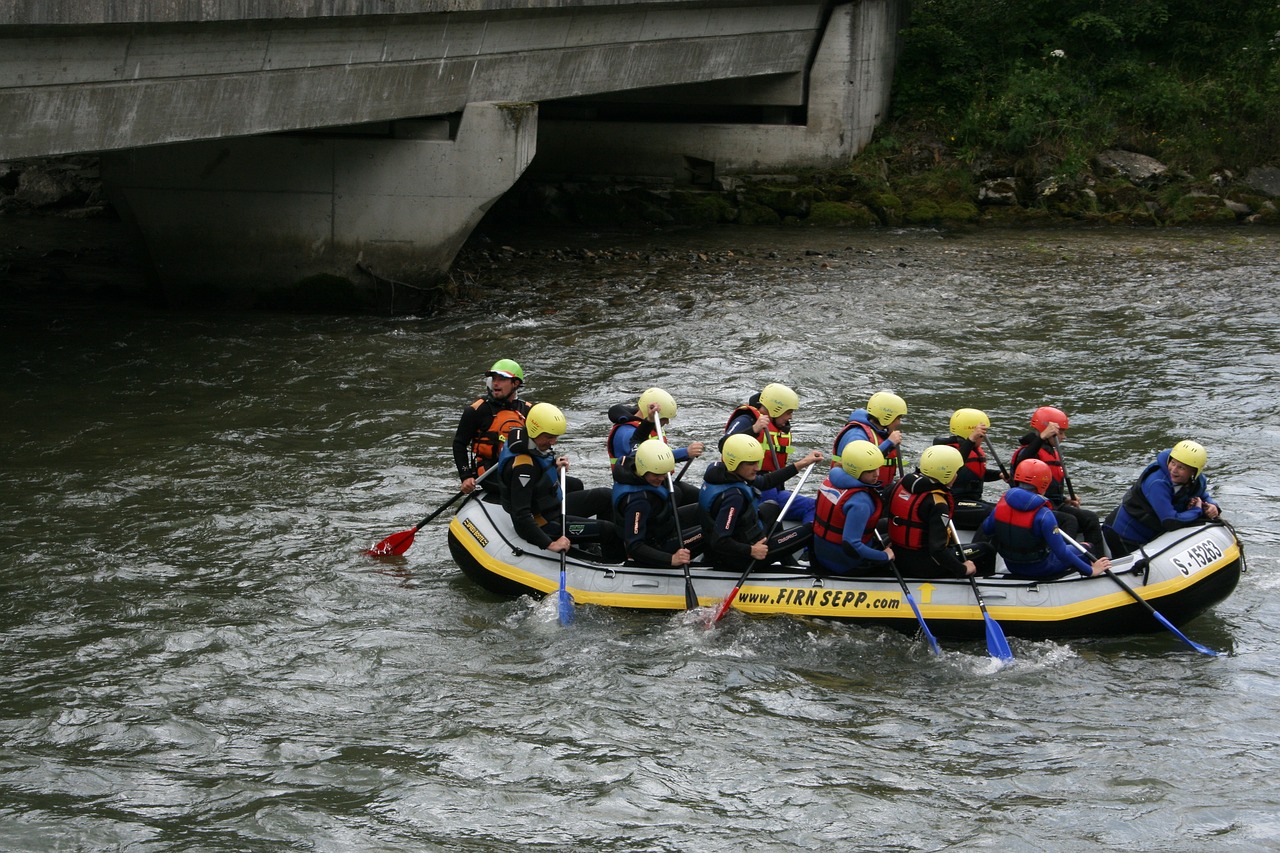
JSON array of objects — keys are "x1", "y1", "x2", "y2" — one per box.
[
  {"x1": 0, "y1": 3, "x2": 823, "y2": 160},
  {"x1": 100, "y1": 101, "x2": 536, "y2": 311},
  {"x1": 531, "y1": 0, "x2": 905, "y2": 176}
]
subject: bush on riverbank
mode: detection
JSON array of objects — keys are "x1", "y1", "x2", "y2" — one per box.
[{"x1": 487, "y1": 0, "x2": 1280, "y2": 230}]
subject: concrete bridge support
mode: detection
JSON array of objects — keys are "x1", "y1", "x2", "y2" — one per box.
[
  {"x1": 101, "y1": 101, "x2": 536, "y2": 310},
  {"x1": 532, "y1": 0, "x2": 904, "y2": 178}
]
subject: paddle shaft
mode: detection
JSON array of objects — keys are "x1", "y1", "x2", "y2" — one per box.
[
  {"x1": 415, "y1": 465, "x2": 497, "y2": 533},
  {"x1": 557, "y1": 464, "x2": 573, "y2": 625},
  {"x1": 654, "y1": 418, "x2": 699, "y2": 610},
  {"x1": 948, "y1": 517, "x2": 1014, "y2": 662},
  {"x1": 367, "y1": 466, "x2": 497, "y2": 555},
  {"x1": 983, "y1": 436, "x2": 1011, "y2": 481},
  {"x1": 1052, "y1": 436, "x2": 1078, "y2": 501},
  {"x1": 876, "y1": 531, "x2": 942, "y2": 656},
  {"x1": 711, "y1": 462, "x2": 816, "y2": 624},
  {"x1": 1055, "y1": 528, "x2": 1218, "y2": 656}
]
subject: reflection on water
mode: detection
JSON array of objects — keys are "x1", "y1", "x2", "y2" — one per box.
[{"x1": 1, "y1": 223, "x2": 1279, "y2": 851}]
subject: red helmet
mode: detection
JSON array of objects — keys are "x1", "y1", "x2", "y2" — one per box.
[
  {"x1": 1014, "y1": 458, "x2": 1053, "y2": 494},
  {"x1": 1030, "y1": 406, "x2": 1069, "y2": 433}
]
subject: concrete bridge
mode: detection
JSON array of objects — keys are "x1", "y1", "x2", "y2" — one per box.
[{"x1": 1, "y1": 0, "x2": 906, "y2": 309}]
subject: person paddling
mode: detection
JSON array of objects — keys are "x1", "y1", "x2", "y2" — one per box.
[
  {"x1": 612, "y1": 439, "x2": 703, "y2": 568},
  {"x1": 721, "y1": 383, "x2": 817, "y2": 523},
  {"x1": 606, "y1": 387, "x2": 704, "y2": 504},
  {"x1": 981, "y1": 459, "x2": 1111, "y2": 579},
  {"x1": 699, "y1": 434, "x2": 823, "y2": 571},
  {"x1": 932, "y1": 407, "x2": 1006, "y2": 529},
  {"x1": 833, "y1": 390, "x2": 906, "y2": 495},
  {"x1": 811, "y1": 440, "x2": 894, "y2": 576},
  {"x1": 495, "y1": 403, "x2": 624, "y2": 562},
  {"x1": 1009, "y1": 406, "x2": 1103, "y2": 552},
  {"x1": 886, "y1": 445, "x2": 995, "y2": 579}
]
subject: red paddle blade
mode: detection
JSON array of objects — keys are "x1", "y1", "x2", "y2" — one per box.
[
  {"x1": 367, "y1": 529, "x2": 415, "y2": 557},
  {"x1": 708, "y1": 588, "x2": 740, "y2": 627}
]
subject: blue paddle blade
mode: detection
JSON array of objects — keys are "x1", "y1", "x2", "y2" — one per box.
[
  {"x1": 984, "y1": 615, "x2": 1014, "y2": 662},
  {"x1": 557, "y1": 588, "x2": 574, "y2": 625},
  {"x1": 1153, "y1": 610, "x2": 1218, "y2": 656},
  {"x1": 904, "y1": 594, "x2": 943, "y2": 656}
]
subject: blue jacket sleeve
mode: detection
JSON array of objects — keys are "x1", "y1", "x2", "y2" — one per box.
[
  {"x1": 842, "y1": 492, "x2": 889, "y2": 563},
  {"x1": 1143, "y1": 475, "x2": 1205, "y2": 529},
  {"x1": 1038, "y1": 509, "x2": 1093, "y2": 575}
]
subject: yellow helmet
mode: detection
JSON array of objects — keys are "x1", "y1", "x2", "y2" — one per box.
[
  {"x1": 635, "y1": 439, "x2": 676, "y2": 477},
  {"x1": 759, "y1": 383, "x2": 800, "y2": 418},
  {"x1": 1170, "y1": 440, "x2": 1207, "y2": 474},
  {"x1": 867, "y1": 391, "x2": 907, "y2": 426},
  {"x1": 919, "y1": 445, "x2": 963, "y2": 485},
  {"x1": 637, "y1": 387, "x2": 677, "y2": 420},
  {"x1": 949, "y1": 408, "x2": 990, "y2": 437},
  {"x1": 721, "y1": 434, "x2": 765, "y2": 472},
  {"x1": 525, "y1": 403, "x2": 566, "y2": 438},
  {"x1": 840, "y1": 440, "x2": 886, "y2": 479}
]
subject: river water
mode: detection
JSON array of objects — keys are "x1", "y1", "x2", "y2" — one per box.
[{"x1": 2, "y1": 221, "x2": 1279, "y2": 851}]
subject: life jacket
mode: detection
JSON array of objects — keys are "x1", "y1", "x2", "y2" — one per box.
[
  {"x1": 495, "y1": 437, "x2": 560, "y2": 523},
  {"x1": 1118, "y1": 456, "x2": 1208, "y2": 537},
  {"x1": 834, "y1": 419, "x2": 899, "y2": 486},
  {"x1": 991, "y1": 492, "x2": 1051, "y2": 564},
  {"x1": 813, "y1": 479, "x2": 882, "y2": 547},
  {"x1": 468, "y1": 397, "x2": 530, "y2": 476},
  {"x1": 612, "y1": 481, "x2": 674, "y2": 536},
  {"x1": 698, "y1": 474, "x2": 762, "y2": 543},
  {"x1": 724, "y1": 404, "x2": 790, "y2": 473},
  {"x1": 606, "y1": 411, "x2": 644, "y2": 468},
  {"x1": 887, "y1": 476, "x2": 954, "y2": 551},
  {"x1": 1011, "y1": 439, "x2": 1065, "y2": 503},
  {"x1": 935, "y1": 434, "x2": 988, "y2": 500}
]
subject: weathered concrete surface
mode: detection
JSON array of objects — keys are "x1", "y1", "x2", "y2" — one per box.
[
  {"x1": 101, "y1": 101, "x2": 536, "y2": 309},
  {"x1": 532, "y1": 0, "x2": 905, "y2": 176},
  {"x1": 0, "y1": 0, "x2": 824, "y2": 160}
]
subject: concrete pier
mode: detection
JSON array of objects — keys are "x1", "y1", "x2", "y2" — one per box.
[{"x1": 101, "y1": 102, "x2": 537, "y2": 310}]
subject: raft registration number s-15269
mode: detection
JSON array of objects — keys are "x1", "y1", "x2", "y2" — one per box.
[{"x1": 1169, "y1": 538, "x2": 1224, "y2": 576}]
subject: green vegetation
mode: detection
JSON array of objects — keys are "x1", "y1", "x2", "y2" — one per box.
[{"x1": 892, "y1": 0, "x2": 1280, "y2": 175}]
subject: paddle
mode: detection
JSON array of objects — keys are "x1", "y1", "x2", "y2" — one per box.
[
  {"x1": 947, "y1": 518, "x2": 1013, "y2": 662},
  {"x1": 1052, "y1": 436, "x2": 1078, "y2": 501},
  {"x1": 673, "y1": 457, "x2": 694, "y2": 485},
  {"x1": 557, "y1": 465, "x2": 574, "y2": 625},
  {"x1": 653, "y1": 419, "x2": 699, "y2": 610},
  {"x1": 710, "y1": 463, "x2": 816, "y2": 625},
  {"x1": 983, "y1": 436, "x2": 1011, "y2": 481},
  {"x1": 876, "y1": 531, "x2": 942, "y2": 656},
  {"x1": 1056, "y1": 528, "x2": 1218, "y2": 657},
  {"x1": 367, "y1": 466, "x2": 496, "y2": 556}
]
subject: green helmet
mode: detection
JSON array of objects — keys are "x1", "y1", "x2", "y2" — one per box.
[
  {"x1": 525, "y1": 402, "x2": 566, "y2": 438},
  {"x1": 759, "y1": 383, "x2": 800, "y2": 418},
  {"x1": 721, "y1": 434, "x2": 765, "y2": 473},
  {"x1": 635, "y1": 439, "x2": 676, "y2": 477},
  {"x1": 867, "y1": 391, "x2": 907, "y2": 426},
  {"x1": 1170, "y1": 440, "x2": 1207, "y2": 474},
  {"x1": 919, "y1": 445, "x2": 963, "y2": 485},
  {"x1": 486, "y1": 359, "x2": 524, "y2": 382},
  {"x1": 637, "y1": 387, "x2": 677, "y2": 420},
  {"x1": 949, "y1": 408, "x2": 990, "y2": 437},
  {"x1": 840, "y1": 440, "x2": 886, "y2": 479}
]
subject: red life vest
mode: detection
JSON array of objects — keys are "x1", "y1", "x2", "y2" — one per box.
[
  {"x1": 813, "y1": 479, "x2": 882, "y2": 546},
  {"x1": 990, "y1": 493, "x2": 1051, "y2": 564},
  {"x1": 887, "y1": 480, "x2": 954, "y2": 551},
  {"x1": 725, "y1": 404, "x2": 790, "y2": 473},
  {"x1": 469, "y1": 399, "x2": 529, "y2": 476},
  {"x1": 834, "y1": 420, "x2": 899, "y2": 486}
]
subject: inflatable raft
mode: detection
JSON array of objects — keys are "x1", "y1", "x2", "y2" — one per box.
[{"x1": 446, "y1": 495, "x2": 1242, "y2": 641}]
